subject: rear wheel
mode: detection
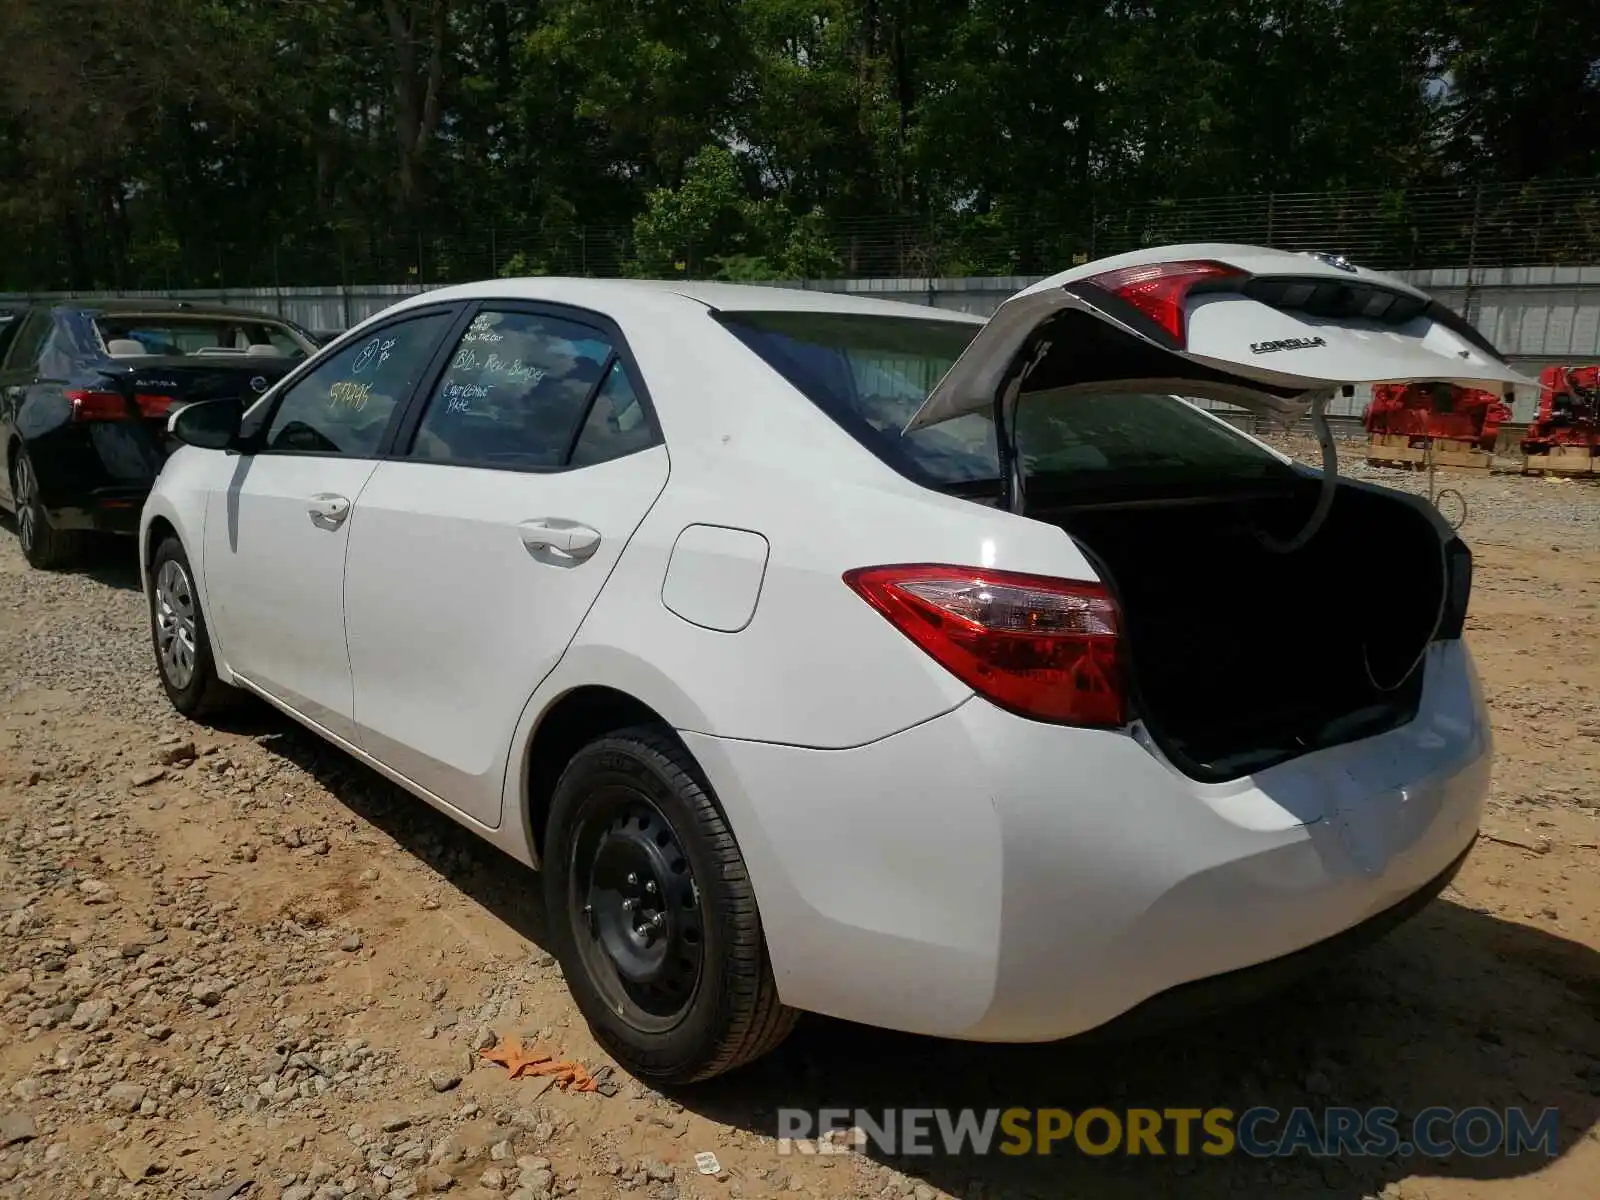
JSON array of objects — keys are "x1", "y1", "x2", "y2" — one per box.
[
  {"x1": 148, "y1": 535, "x2": 239, "y2": 719},
  {"x1": 11, "y1": 449, "x2": 83, "y2": 570},
  {"x1": 543, "y1": 727, "x2": 796, "y2": 1083}
]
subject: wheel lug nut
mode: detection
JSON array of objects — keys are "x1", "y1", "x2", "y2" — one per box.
[
  {"x1": 626, "y1": 872, "x2": 638, "y2": 886},
  {"x1": 649, "y1": 913, "x2": 665, "y2": 930},
  {"x1": 645, "y1": 880, "x2": 657, "y2": 894},
  {"x1": 621, "y1": 898, "x2": 635, "y2": 911}
]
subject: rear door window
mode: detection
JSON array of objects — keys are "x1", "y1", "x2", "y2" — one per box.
[{"x1": 406, "y1": 309, "x2": 653, "y2": 470}]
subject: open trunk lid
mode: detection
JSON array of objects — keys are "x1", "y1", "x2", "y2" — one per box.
[{"x1": 904, "y1": 243, "x2": 1532, "y2": 433}]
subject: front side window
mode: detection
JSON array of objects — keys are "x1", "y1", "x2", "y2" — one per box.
[
  {"x1": 408, "y1": 309, "x2": 634, "y2": 469},
  {"x1": 261, "y1": 311, "x2": 454, "y2": 457}
]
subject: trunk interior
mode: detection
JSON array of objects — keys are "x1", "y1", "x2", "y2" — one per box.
[{"x1": 1033, "y1": 478, "x2": 1449, "y2": 781}]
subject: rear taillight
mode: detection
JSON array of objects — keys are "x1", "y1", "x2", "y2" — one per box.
[
  {"x1": 66, "y1": 390, "x2": 131, "y2": 422},
  {"x1": 843, "y1": 564, "x2": 1126, "y2": 727},
  {"x1": 1082, "y1": 260, "x2": 1245, "y2": 347},
  {"x1": 134, "y1": 393, "x2": 177, "y2": 418}
]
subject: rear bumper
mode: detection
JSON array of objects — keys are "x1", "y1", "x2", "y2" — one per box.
[
  {"x1": 1082, "y1": 834, "x2": 1473, "y2": 1040},
  {"x1": 47, "y1": 486, "x2": 149, "y2": 535},
  {"x1": 683, "y1": 640, "x2": 1489, "y2": 1042}
]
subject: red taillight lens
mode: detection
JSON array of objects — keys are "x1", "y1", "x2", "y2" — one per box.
[
  {"x1": 1083, "y1": 260, "x2": 1245, "y2": 346},
  {"x1": 843, "y1": 564, "x2": 1126, "y2": 728},
  {"x1": 134, "y1": 393, "x2": 177, "y2": 418},
  {"x1": 66, "y1": 390, "x2": 132, "y2": 422}
]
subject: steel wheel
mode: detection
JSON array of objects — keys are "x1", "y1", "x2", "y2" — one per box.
[
  {"x1": 154, "y1": 558, "x2": 199, "y2": 690},
  {"x1": 568, "y1": 791, "x2": 704, "y2": 1034},
  {"x1": 13, "y1": 455, "x2": 36, "y2": 556}
]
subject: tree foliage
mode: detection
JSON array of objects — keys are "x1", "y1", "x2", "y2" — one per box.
[{"x1": 0, "y1": 0, "x2": 1593, "y2": 288}]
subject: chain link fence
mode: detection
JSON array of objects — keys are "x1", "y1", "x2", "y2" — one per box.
[{"x1": 8, "y1": 178, "x2": 1599, "y2": 292}]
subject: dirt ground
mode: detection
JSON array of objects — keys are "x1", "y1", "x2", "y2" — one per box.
[{"x1": 0, "y1": 455, "x2": 1595, "y2": 1200}]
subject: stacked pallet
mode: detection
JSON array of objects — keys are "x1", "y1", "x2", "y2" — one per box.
[
  {"x1": 1365, "y1": 435, "x2": 1492, "y2": 471},
  {"x1": 1522, "y1": 444, "x2": 1597, "y2": 476}
]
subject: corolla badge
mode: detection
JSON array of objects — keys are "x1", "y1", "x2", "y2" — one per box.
[
  {"x1": 249, "y1": 375, "x2": 269, "y2": 393},
  {"x1": 1306, "y1": 250, "x2": 1358, "y2": 273}
]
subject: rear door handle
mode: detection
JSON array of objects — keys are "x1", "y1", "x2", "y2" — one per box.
[
  {"x1": 307, "y1": 493, "x2": 351, "y2": 530},
  {"x1": 519, "y1": 518, "x2": 601, "y2": 562}
]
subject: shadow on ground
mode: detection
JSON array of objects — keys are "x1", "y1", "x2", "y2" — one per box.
[
  {"x1": 0, "y1": 519, "x2": 145, "y2": 591},
  {"x1": 227, "y1": 704, "x2": 1598, "y2": 1200}
]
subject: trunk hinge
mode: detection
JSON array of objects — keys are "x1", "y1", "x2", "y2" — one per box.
[
  {"x1": 1255, "y1": 387, "x2": 1341, "y2": 554},
  {"x1": 996, "y1": 338, "x2": 1053, "y2": 514}
]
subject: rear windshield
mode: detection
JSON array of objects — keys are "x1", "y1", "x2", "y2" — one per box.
[
  {"x1": 1014, "y1": 392, "x2": 1292, "y2": 496},
  {"x1": 93, "y1": 314, "x2": 311, "y2": 360},
  {"x1": 717, "y1": 309, "x2": 1290, "y2": 494}
]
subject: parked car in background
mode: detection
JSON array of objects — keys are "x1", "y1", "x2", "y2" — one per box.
[
  {"x1": 141, "y1": 247, "x2": 1523, "y2": 1084},
  {"x1": 0, "y1": 299, "x2": 317, "y2": 568}
]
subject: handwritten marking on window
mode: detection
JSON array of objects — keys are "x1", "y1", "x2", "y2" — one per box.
[
  {"x1": 442, "y1": 381, "x2": 491, "y2": 414},
  {"x1": 484, "y1": 355, "x2": 547, "y2": 386},
  {"x1": 328, "y1": 380, "x2": 372, "y2": 411},
  {"x1": 352, "y1": 337, "x2": 396, "y2": 374},
  {"x1": 451, "y1": 347, "x2": 480, "y2": 371},
  {"x1": 462, "y1": 315, "x2": 505, "y2": 344}
]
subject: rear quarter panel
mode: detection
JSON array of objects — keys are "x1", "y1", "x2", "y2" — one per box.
[{"x1": 512, "y1": 298, "x2": 1107, "y2": 751}]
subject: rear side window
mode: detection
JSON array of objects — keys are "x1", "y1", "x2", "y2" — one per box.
[
  {"x1": 1, "y1": 313, "x2": 50, "y2": 372},
  {"x1": 407, "y1": 309, "x2": 652, "y2": 470},
  {"x1": 716, "y1": 310, "x2": 997, "y2": 487}
]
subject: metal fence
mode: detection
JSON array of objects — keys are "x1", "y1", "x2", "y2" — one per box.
[
  {"x1": 6, "y1": 262, "x2": 1594, "y2": 423},
  {"x1": 7, "y1": 178, "x2": 1600, "y2": 292}
]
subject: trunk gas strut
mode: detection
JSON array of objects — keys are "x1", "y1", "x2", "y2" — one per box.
[{"x1": 1253, "y1": 387, "x2": 1341, "y2": 554}]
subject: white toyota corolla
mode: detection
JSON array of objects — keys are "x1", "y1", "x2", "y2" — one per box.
[{"x1": 140, "y1": 245, "x2": 1524, "y2": 1083}]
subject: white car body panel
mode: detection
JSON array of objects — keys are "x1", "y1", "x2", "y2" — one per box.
[
  {"x1": 683, "y1": 640, "x2": 1487, "y2": 1038},
  {"x1": 140, "y1": 249, "x2": 1496, "y2": 1046},
  {"x1": 905, "y1": 242, "x2": 1533, "y2": 432},
  {"x1": 343, "y1": 449, "x2": 671, "y2": 828},
  {"x1": 203, "y1": 455, "x2": 381, "y2": 742}
]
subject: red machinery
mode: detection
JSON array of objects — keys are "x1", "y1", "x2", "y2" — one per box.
[
  {"x1": 1365, "y1": 382, "x2": 1511, "y2": 453},
  {"x1": 1522, "y1": 366, "x2": 1600, "y2": 454}
]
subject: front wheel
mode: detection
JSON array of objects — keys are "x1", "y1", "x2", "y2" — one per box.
[
  {"x1": 148, "y1": 536, "x2": 239, "y2": 719},
  {"x1": 543, "y1": 727, "x2": 796, "y2": 1084}
]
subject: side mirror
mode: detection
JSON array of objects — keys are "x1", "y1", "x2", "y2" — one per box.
[{"x1": 168, "y1": 399, "x2": 243, "y2": 451}]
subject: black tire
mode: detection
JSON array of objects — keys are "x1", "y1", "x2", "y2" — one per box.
[
  {"x1": 543, "y1": 726, "x2": 796, "y2": 1084},
  {"x1": 10, "y1": 447, "x2": 83, "y2": 570},
  {"x1": 147, "y1": 535, "x2": 239, "y2": 719}
]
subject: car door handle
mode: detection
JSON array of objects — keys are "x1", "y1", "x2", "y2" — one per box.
[
  {"x1": 306, "y1": 493, "x2": 352, "y2": 530},
  {"x1": 519, "y1": 518, "x2": 601, "y2": 562}
]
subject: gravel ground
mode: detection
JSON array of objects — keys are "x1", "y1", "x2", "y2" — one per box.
[{"x1": 0, "y1": 468, "x2": 1596, "y2": 1200}]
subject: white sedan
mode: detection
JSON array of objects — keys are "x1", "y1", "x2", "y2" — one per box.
[{"x1": 140, "y1": 245, "x2": 1524, "y2": 1083}]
